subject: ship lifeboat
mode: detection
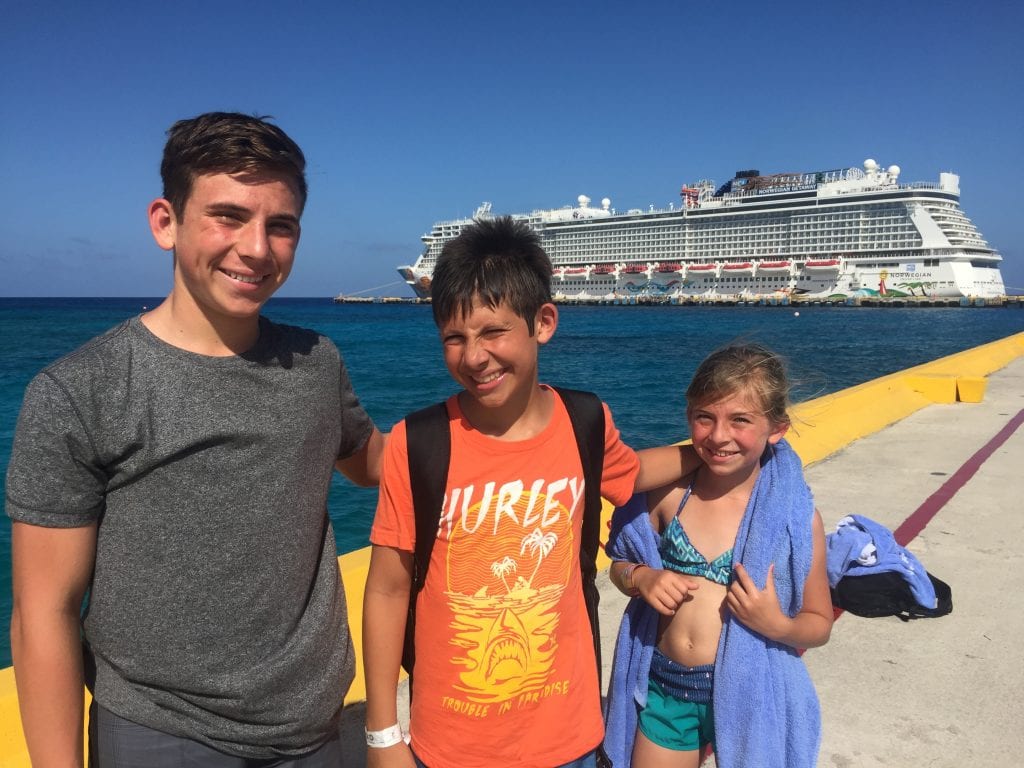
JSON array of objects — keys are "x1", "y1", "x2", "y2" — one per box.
[
  {"x1": 563, "y1": 266, "x2": 588, "y2": 275},
  {"x1": 803, "y1": 258, "x2": 841, "y2": 271},
  {"x1": 687, "y1": 263, "x2": 719, "y2": 277},
  {"x1": 623, "y1": 263, "x2": 646, "y2": 274},
  {"x1": 757, "y1": 260, "x2": 793, "y2": 274},
  {"x1": 657, "y1": 262, "x2": 683, "y2": 273},
  {"x1": 593, "y1": 264, "x2": 614, "y2": 274},
  {"x1": 721, "y1": 261, "x2": 754, "y2": 275}
]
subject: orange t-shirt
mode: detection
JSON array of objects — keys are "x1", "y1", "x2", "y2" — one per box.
[{"x1": 371, "y1": 387, "x2": 639, "y2": 768}]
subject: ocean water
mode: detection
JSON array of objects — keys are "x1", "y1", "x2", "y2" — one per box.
[{"x1": 1, "y1": 296, "x2": 1022, "y2": 667}]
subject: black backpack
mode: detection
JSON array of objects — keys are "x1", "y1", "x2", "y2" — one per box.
[
  {"x1": 830, "y1": 570, "x2": 953, "y2": 621},
  {"x1": 401, "y1": 387, "x2": 607, "y2": 686}
]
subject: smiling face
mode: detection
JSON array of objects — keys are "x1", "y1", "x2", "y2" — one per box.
[
  {"x1": 439, "y1": 297, "x2": 557, "y2": 432},
  {"x1": 149, "y1": 170, "x2": 301, "y2": 327},
  {"x1": 687, "y1": 386, "x2": 789, "y2": 485}
]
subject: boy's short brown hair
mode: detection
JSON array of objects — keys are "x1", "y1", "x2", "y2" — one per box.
[{"x1": 161, "y1": 112, "x2": 307, "y2": 219}]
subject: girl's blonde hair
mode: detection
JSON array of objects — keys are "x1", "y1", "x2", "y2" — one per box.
[{"x1": 686, "y1": 343, "x2": 792, "y2": 426}]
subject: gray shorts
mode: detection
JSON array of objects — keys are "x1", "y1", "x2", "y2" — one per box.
[{"x1": 88, "y1": 703, "x2": 342, "y2": 767}]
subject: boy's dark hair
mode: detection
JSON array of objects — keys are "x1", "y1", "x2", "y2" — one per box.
[
  {"x1": 430, "y1": 216, "x2": 552, "y2": 334},
  {"x1": 160, "y1": 112, "x2": 307, "y2": 220}
]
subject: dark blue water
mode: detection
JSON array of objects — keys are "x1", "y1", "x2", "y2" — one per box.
[{"x1": 2, "y1": 297, "x2": 1022, "y2": 666}]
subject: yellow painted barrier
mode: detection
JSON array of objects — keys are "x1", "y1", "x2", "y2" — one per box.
[
  {"x1": 2, "y1": 330, "x2": 1022, "y2": 765},
  {"x1": 0, "y1": 667, "x2": 26, "y2": 764},
  {"x1": 956, "y1": 376, "x2": 987, "y2": 403},
  {"x1": 786, "y1": 331, "x2": 1024, "y2": 465},
  {"x1": 339, "y1": 547, "x2": 373, "y2": 704}
]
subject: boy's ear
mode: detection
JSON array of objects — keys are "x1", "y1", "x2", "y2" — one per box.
[
  {"x1": 148, "y1": 198, "x2": 177, "y2": 252},
  {"x1": 534, "y1": 302, "x2": 558, "y2": 344}
]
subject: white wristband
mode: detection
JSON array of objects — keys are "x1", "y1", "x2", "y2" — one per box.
[{"x1": 365, "y1": 724, "x2": 404, "y2": 748}]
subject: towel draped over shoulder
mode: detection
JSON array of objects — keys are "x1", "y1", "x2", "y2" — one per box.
[{"x1": 603, "y1": 439, "x2": 822, "y2": 768}]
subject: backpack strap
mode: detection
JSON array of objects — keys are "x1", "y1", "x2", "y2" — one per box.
[
  {"x1": 552, "y1": 386, "x2": 607, "y2": 679},
  {"x1": 403, "y1": 400, "x2": 451, "y2": 676}
]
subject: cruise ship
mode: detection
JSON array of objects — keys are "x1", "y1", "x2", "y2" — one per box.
[{"x1": 397, "y1": 160, "x2": 1005, "y2": 301}]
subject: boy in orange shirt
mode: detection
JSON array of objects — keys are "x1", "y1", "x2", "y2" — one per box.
[{"x1": 363, "y1": 216, "x2": 694, "y2": 768}]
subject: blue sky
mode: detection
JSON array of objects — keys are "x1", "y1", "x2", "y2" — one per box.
[{"x1": 2, "y1": 0, "x2": 1022, "y2": 297}]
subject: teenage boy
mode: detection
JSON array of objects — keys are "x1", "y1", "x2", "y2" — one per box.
[
  {"x1": 363, "y1": 217, "x2": 695, "y2": 768},
  {"x1": 7, "y1": 112, "x2": 384, "y2": 767}
]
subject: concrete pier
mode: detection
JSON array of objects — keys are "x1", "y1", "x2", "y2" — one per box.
[
  {"x1": 1, "y1": 336, "x2": 1021, "y2": 766},
  {"x1": 338, "y1": 343, "x2": 1024, "y2": 767},
  {"x1": 590, "y1": 355, "x2": 1024, "y2": 767},
  {"x1": 800, "y1": 355, "x2": 1024, "y2": 767}
]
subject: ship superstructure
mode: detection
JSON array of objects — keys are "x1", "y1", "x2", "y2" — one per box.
[{"x1": 397, "y1": 160, "x2": 1004, "y2": 300}]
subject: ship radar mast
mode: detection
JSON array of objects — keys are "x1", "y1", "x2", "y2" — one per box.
[{"x1": 863, "y1": 159, "x2": 900, "y2": 186}]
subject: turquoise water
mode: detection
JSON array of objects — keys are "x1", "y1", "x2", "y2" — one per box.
[{"x1": 2, "y1": 297, "x2": 1022, "y2": 666}]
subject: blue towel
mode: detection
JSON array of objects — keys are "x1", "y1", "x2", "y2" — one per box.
[
  {"x1": 603, "y1": 494, "x2": 662, "y2": 768},
  {"x1": 713, "y1": 438, "x2": 820, "y2": 768},
  {"x1": 603, "y1": 439, "x2": 821, "y2": 768},
  {"x1": 826, "y1": 514, "x2": 937, "y2": 609}
]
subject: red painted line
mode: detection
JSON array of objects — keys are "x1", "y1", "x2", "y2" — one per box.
[
  {"x1": 713, "y1": 407, "x2": 1019, "y2": 765},
  {"x1": 892, "y1": 407, "x2": 1024, "y2": 547}
]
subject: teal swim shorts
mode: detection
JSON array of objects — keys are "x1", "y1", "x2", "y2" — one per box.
[{"x1": 637, "y1": 675, "x2": 716, "y2": 752}]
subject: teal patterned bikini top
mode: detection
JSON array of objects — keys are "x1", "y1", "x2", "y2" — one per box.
[{"x1": 659, "y1": 483, "x2": 734, "y2": 586}]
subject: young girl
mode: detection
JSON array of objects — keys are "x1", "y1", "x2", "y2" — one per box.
[{"x1": 603, "y1": 343, "x2": 834, "y2": 768}]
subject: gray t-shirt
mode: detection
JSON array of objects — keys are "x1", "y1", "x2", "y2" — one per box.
[{"x1": 6, "y1": 315, "x2": 374, "y2": 757}]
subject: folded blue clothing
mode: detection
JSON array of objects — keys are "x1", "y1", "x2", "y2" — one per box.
[{"x1": 826, "y1": 514, "x2": 937, "y2": 609}]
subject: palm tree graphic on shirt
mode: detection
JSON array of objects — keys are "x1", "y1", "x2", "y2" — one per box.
[
  {"x1": 490, "y1": 556, "x2": 518, "y2": 594},
  {"x1": 520, "y1": 528, "x2": 558, "y2": 588}
]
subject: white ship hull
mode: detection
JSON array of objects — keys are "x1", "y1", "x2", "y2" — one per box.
[{"x1": 397, "y1": 161, "x2": 1005, "y2": 301}]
